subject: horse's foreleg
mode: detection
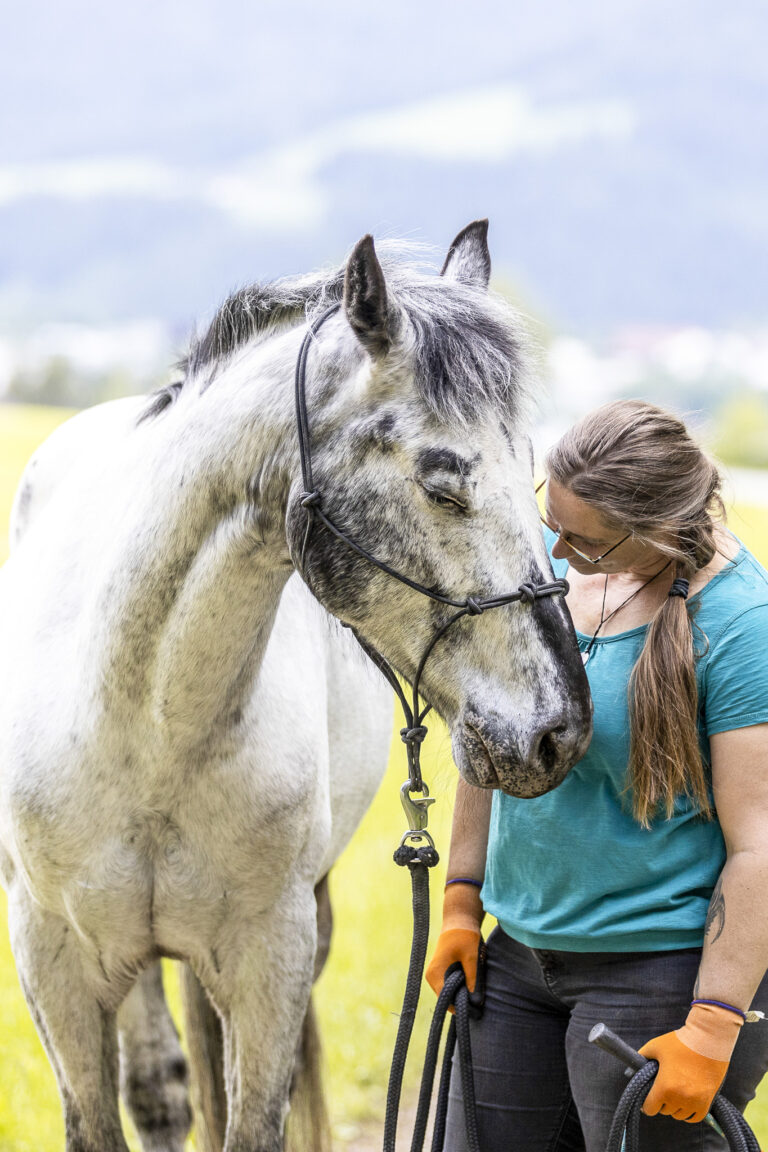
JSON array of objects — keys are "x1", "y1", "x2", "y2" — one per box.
[
  {"x1": 285, "y1": 875, "x2": 333, "y2": 1152},
  {"x1": 208, "y1": 886, "x2": 318, "y2": 1152},
  {"x1": 7, "y1": 887, "x2": 129, "y2": 1152},
  {"x1": 117, "y1": 962, "x2": 192, "y2": 1152}
]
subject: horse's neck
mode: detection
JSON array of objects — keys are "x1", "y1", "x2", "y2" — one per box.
[
  {"x1": 136, "y1": 518, "x2": 291, "y2": 751},
  {"x1": 91, "y1": 330, "x2": 308, "y2": 749}
]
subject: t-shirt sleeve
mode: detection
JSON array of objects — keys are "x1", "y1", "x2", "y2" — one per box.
[{"x1": 701, "y1": 604, "x2": 768, "y2": 736}]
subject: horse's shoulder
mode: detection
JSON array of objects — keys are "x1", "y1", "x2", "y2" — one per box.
[{"x1": 9, "y1": 396, "x2": 147, "y2": 551}]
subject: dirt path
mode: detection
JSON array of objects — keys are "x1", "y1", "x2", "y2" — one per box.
[{"x1": 335, "y1": 1100, "x2": 430, "y2": 1152}]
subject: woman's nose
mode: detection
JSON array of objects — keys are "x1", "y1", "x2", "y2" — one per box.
[{"x1": 551, "y1": 535, "x2": 568, "y2": 560}]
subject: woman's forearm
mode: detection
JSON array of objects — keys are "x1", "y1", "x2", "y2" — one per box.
[
  {"x1": 694, "y1": 851, "x2": 768, "y2": 1010},
  {"x1": 446, "y1": 778, "x2": 493, "y2": 883}
]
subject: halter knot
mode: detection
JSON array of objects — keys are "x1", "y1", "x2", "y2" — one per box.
[
  {"x1": 300, "y1": 490, "x2": 321, "y2": 509},
  {"x1": 517, "y1": 582, "x2": 539, "y2": 604},
  {"x1": 400, "y1": 725, "x2": 428, "y2": 745},
  {"x1": 465, "y1": 597, "x2": 484, "y2": 616}
]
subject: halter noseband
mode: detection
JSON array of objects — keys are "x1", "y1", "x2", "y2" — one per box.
[{"x1": 294, "y1": 302, "x2": 568, "y2": 797}]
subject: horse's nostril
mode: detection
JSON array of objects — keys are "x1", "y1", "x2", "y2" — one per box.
[{"x1": 536, "y1": 726, "x2": 567, "y2": 773}]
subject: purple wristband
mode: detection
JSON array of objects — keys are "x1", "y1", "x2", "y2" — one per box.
[
  {"x1": 445, "y1": 877, "x2": 483, "y2": 889},
  {"x1": 690, "y1": 998, "x2": 747, "y2": 1022}
]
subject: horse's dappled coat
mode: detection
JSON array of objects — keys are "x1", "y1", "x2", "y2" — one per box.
[{"x1": 0, "y1": 223, "x2": 590, "y2": 1152}]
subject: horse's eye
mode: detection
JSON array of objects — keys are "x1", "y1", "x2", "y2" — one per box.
[{"x1": 420, "y1": 484, "x2": 467, "y2": 512}]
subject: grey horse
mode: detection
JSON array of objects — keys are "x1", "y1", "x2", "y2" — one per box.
[{"x1": 0, "y1": 222, "x2": 591, "y2": 1152}]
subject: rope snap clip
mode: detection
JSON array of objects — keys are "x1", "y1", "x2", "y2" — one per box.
[{"x1": 400, "y1": 781, "x2": 435, "y2": 833}]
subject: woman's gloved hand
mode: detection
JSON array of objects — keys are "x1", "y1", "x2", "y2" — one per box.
[
  {"x1": 425, "y1": 880, "x2": 484, "y2": 998},
  {"x1": 639, "y1": 1001, "x2": 744, "y2": 1123}
]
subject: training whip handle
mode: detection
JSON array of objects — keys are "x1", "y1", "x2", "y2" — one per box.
[
  {"x1": 588, "y1": 1023, "x2": 647, "y2": 1075},
  {"x1": 587, "y1": 1022, "x2": 765, "y2": 1149}
]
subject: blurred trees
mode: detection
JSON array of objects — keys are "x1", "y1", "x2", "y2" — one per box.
[{"x1": 4, "y1": 358, "x2": 167, "y2": 408}]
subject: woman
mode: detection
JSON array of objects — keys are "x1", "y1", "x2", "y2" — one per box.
[{"x1": 426, "y1": 400, "x2": 768, "y2": 1151}]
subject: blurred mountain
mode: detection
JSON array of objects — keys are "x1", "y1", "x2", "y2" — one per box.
[{"x1": 0, "y1": 0, "x2": 766, "y2": 338}]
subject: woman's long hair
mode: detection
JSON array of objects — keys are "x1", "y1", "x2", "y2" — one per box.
[{"x1": 545, "y1": 399, "x2": 726, "y2": 826}]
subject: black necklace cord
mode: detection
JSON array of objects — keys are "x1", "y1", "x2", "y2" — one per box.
[{"x1": 583, "y1": 560, "x2": 672, "y2": 660}]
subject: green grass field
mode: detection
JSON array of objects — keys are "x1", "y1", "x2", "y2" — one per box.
[{"x1": 1, "y1": 403, "x2": 768, "y2": 1150}]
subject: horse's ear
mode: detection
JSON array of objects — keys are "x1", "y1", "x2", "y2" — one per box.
[
  {"x1": 344, "y1": 235, "x2": 391, "y2": 358},
  {"x1": 441, "y1": 219, "x2": 491, "y2": 289}
]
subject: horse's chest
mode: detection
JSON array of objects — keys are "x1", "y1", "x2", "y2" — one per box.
[{"x1": 7, "y1": 739, "x2": 322, "y2": 941}]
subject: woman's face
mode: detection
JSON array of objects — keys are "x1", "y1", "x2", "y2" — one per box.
[{"x1": 544, "y1": 480, "x2": 664, "y2": 577}]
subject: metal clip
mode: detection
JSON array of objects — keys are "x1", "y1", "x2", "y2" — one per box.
[
  {"x1": 399, "y1": 828, "x2": 437, "y2": 851},
  {"x1": 400, "y1": 781, "x2": 436, "y2": 832},
  {"x1": 746, "y1": 1010, "x2": 765, "y2": 1023}
]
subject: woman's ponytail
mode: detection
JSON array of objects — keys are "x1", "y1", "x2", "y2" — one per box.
[
  {"x1": 545, "y1": 400, "x2": 726, "y2": 825},
  {"x1": 629, "y1": 564, "x2": 708, "y2": 825}
]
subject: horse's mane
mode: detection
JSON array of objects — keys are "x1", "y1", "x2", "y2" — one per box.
[{"x1": 142, "y1": 243, "x2": 532, "y2": 426}]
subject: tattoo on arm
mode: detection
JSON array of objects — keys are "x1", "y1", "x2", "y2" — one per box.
[{"x1": 704, "y1": 876, "x2": 726, "y2": 944}]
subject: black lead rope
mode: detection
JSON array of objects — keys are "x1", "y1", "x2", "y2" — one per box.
[
  {"x1": 607, "y1": 1067, "x2": 759, "y2": 1152},
  {"x1": 591, "y1": 1025, "x2": 761, "y2": 1152},
  {"x1": 382, "y1": 853, "x2": 437, "y2": 1152},
  {"x1": 293, "y1": 303, "x2": 571, "y2": 1152},
  {"x1": 384, "y1": 887, "x2": 481, "y2": 1152}
]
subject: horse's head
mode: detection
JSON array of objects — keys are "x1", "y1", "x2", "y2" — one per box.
[{"x1": 287, "y1": 223, "x2": 591, "y2": 797}]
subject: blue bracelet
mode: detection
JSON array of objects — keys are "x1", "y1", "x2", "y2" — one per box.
[
  {"x1": 445, "y1": 877, "x2": 483, "y2": 889},
  {"x1": 690, "y1": 998, "x2": 747, "y2": 1022}
]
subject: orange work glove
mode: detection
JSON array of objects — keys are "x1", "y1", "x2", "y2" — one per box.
[
  {"x1": 639, "y1": 1001, "x2": 744, "y2": 1124},
  {"x1": 425, "y1": 880, "x2": 484, "y2": 998}
]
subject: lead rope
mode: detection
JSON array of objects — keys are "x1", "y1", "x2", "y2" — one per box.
[
  {"x1": 606, "y1": 1068, "x2": 759, "y2": 1152},
  {"x1": 292, "y1": 302, "x2": 571, "y2": 1152},
  {"x1": 591, "y1": 1025, "x2": 761, "y2": 1152},
  {"x1": 383, "y1": 825, "x2": 482, "y2": 1152},
  {"x1": 410, "y1": 972, "x2": 480, "y2": 1152}
]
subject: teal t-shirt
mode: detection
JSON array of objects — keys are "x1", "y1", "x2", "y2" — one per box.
[{"x1": 482, "y1": 531, "x2": 768, "y2": 952}]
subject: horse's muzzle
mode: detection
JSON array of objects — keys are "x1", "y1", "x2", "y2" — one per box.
[{"x1": 454, "y1": 707, "x2": 592, "y2": 798}]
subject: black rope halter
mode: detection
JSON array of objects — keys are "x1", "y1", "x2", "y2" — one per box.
[
  {"x1": 294, "y1": 301, "x2": 572, "y2": 1152},
  {"x1": 294, "y1": 301, "x2": 569, "y2": 796}
]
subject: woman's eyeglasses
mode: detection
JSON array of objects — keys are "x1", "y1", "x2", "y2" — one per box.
[{"x1": 535, "y1": 480, "x2": 630, "y2": 566}]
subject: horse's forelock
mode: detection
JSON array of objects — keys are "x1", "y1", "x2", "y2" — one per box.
[
  {"x1": 396, "y1": 281, "x2": 531, "y2": 427},
  {"x1": 140, "y1": 242, "x2": 533, "y2": 427}
]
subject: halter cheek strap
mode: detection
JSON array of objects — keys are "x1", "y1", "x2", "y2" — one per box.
[{"x1": 293, "y1": 302, "x2": 569, "y2": 793}]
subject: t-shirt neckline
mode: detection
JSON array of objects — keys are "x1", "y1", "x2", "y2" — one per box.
[{"x1": 572, "y1": 542, "x2": 746, "y2": 645}]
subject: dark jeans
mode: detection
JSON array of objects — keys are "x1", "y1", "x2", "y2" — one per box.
[{"x1": 444, "y1": 926, "x2": 768, "y2": 1152}]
